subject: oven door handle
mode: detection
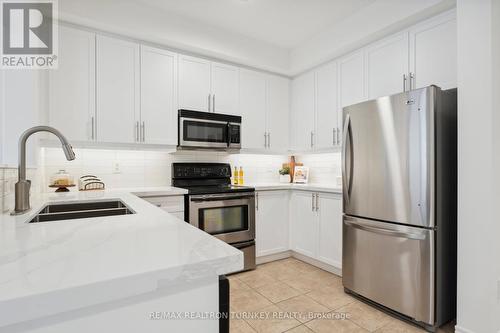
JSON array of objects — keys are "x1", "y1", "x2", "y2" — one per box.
[{"x1": 190, "y1": 194, "x2": 255, "y2": 202}]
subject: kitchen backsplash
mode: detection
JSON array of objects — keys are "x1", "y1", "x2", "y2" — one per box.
[{"x1": 37, "y1": 148, "x2": 341, "y2": 191}]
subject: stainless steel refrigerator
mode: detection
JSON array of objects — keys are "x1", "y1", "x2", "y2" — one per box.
[{"x1": 342, "y1": 86, "x2": 457, "y2": 331}]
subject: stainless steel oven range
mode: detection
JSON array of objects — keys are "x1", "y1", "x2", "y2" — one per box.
[{"x1": 172, "y1": 163, "x2": 256, "y2": 272}]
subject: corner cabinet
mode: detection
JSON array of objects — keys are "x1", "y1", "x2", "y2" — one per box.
[
  {"x1": 255, "y1": 191, "x2": 290, "y2": 257},
  {"x1": 290, "y1": 191, "x2": 342, "y2": 270},
  {"x1": 96, "y1": 35, "x2": 140, "y2": 144}
]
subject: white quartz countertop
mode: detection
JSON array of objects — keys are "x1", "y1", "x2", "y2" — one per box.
[
  {"x1": 0, "y1": 189, "x2": 242, "y2": 327},
  {"x1": 109, "y1": 186, "x2": 188, "y2": 197},
  {"x1": 246, "y1": 183, "x2": 342, "y2": 193}
]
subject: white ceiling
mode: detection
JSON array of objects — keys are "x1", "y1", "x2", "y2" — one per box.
[{"x1": 135, "y1": 0, "x2": 375, "y2": 48}]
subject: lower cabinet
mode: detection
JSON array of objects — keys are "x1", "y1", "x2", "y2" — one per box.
[
  {"x1": 255, "y1": 191, "x2": 290, "y2": 257},
  {"x1": 290, "y1": 191, "x2": 342, "y2": 269}
]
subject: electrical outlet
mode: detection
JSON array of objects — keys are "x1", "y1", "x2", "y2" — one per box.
[{"x1": 112, "y1": 162, "x2": 121, "y2": 174}]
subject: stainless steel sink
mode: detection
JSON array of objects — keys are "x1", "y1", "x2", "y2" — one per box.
[{"x1": 29, "y1": 200, "x2": 135, "y2": 223}]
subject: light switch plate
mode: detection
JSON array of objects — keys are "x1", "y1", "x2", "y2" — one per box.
[{"x1": 112, "y1": 162, "x2": 121, "y2": 174}]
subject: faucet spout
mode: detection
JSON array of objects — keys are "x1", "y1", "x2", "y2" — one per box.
[{"x1": 12, "y1": 126, "x2": 76, "y2": 215}]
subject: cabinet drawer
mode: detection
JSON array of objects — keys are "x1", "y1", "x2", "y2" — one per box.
[{"x1": 142, "y1": 195, "x2": 184, "y2": 212}]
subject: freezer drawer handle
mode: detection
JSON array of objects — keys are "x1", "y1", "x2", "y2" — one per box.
[{"x1": 344, "y1": 220, "x2": 426, "y2": 240}]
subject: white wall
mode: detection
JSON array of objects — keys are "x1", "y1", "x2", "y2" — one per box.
[
  {"x1": 456, "y1": 1, "x2": 500, "y2": 332},
  {"x1": 289, "y1": 0, "x2": 456, "y2": 75}
]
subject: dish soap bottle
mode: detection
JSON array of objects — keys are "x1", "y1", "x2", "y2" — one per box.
[
  {"x1": 239, "y1": 166, "x2": 244, "y2": 185},
  {"x1": 233, "y1": 166, "x2": 239, "y2": 185}
]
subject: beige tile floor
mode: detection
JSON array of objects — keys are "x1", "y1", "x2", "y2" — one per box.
[{"x1": 229, "y1": 258, "x2": 455, "y2": 333}]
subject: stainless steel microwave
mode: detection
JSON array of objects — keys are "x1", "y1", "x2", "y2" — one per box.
[{"x1": 178, "y1": 109, "x2": 241, "y2": 150}]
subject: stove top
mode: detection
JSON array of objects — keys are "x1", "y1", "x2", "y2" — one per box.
[
  {"x1": 179, "y1": 184, "x2": 255, "y2": 195},
  {"x1": 171, "y1": 163, "x2": 254, "y2": 195}
]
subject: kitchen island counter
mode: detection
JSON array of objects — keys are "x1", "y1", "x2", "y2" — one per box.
[{"x1": 0, "y1": 189, "x2": 242, "y2": 331}]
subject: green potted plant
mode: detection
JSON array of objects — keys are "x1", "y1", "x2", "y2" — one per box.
[{"x1": 279, "y1": 166, "x2": 291, "y2": 183}]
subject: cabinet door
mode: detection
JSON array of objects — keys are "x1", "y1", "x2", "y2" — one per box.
[
  {"x1": 290, "y1": 71, "x2": 315, "y2": 151},
  {"x1": 365, "y1": 32, "x2": 409, "y2": 99},
  {"x1": 409, "y1": 12, "x2": 457, "y2": 90},
  {"x1": 239, "y1": 69, "x2": 267, "y2": 149},
  {"x1": 256, "y1": 191, "x2": 290, "y2": 257},
  {"x1": 1, "y1": 70, "x2": 40, "y2": 166},
  {"x1": 49, "y1": 25, "x2": 95, "y2": 142},
  {"x1": 317, "y1": 193, "x2": 343, "y2": 269},
  {"x1": 178, "y1": 55, "x2": 211, "y2": 112},
  {"x1": 96, "y1": 35, "x2": 139, "y2": 143},
  {"x1": 339, "y1": 50, "x2": 366, "y2": 108},
  {"x1": 290, "y1": 191, "x2": 318, "y2": 258},
  {"x1": 211, "y1": 62, "x2": 239, "y2": 114},
  {"x1": 266, "y1": 75, "x2": 289, "y2": 151},
  {"x1": 315, "y1": 61, "x2": 339, "y2": 149},
  {"x1": 140, "y1": 46, "x2": 178, "y2": 145}
]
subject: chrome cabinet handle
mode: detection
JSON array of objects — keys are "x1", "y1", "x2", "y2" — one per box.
[
  {"x1": 310, "y1": 131, "x2": 314, "y2": 148},
  {"x1": 91, "y1": 116, "x2": 95, "y2": 140},
  {"x1": 135, "y1": 121, "x2": 139, "y2": 142},
  {"x1": 403, "y1": 74, "x2": 407, "y2": 92},
  {"x1": 256, "y1": 192, "x2": 259, "y2": 211},
  {"x1": 264, "y1": 132, "x2": 267, "y2": 148},
  {"x1": 208, "y1": 94, "x2": 211, "y2": 112},
  {"x1": 409, "y1": 72, "x2": 415, "y2": 90},
  {"x1": 212, "y1": 94, "x2": 215, "y2": 113},
  {"x1": 333, "y1": 128, "x2": 336, "y2": 146},
  {"x1": 268, "y1": 132, "x2": 271, "y2": 148},
  {"x1": 316, "y1": 193, "x2": 319, "y2": 211},
  {"x1": 337, "y1": 127, "x2": 340, "y2": 145},
  {"x1": 311, "y1": 193, "x2": 315, "y2": 211},
  {"x1": 141, "y1": 121, "x2": 145, "y2": 142}
]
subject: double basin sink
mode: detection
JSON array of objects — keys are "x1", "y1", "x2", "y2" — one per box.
[{"x1": 29, "y1": 200, "x2": 135, "y2": 223}]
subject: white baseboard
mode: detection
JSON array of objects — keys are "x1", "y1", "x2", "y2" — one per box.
[
  {"x1": 256, "y1": 251, "x2": 292, "y2": 264},
  {"x1": 256, "y1": 250, "x2": 342, "y2": 277},
  {"x1": 454, "y1": 325, "x2": 476, "y2": 333}
]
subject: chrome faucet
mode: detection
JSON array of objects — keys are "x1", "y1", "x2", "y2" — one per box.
[{"x1": 11, "y1": 126, "x2": 76, "y2": 215}]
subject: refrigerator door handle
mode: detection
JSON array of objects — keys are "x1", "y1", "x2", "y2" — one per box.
[
  {"x1": 344, "y1": 219, "x2": 426, "y2": 240},
  {"x1": 342, "y1": 114, "x2": 353, "y2": 205}
]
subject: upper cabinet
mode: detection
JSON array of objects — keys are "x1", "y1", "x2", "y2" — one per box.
[
  {"x1": 178, "y1": 55, "x2": 211, "y2": 112},
  {"x1": 315, "y1": 61, "x2": 339, "y2": 149},
  {"x1": 96, "y1": 35, "x2": 140, "y2": 144},
  {"x1": 339, "y1": 50, "x2": 366, "y2": 108},
  {"x1": 178, "y1": 55, "x2": 239, "y2": 114},
  {"x1": 239, "y1": 69, "x2": 267, "y2": 149},
  {"x1": 409, "y1": 11, "x2": 457, "y2": 90},
  {"x1": 266, "y1": 75, "x2": 290, "y2": 151},
  {"x1": 140, "y1": 46, "x2": 178, "y2": 145},
  {"x1": 365, "y1": 32, "x2": 409, "y2": 100},
  {"x1": 290, "y1": 71, "x2": 315, "y2": 151},
  {"x1": 211, "y1": 62, "x2": 240, "y2": 114},
  {"x1": 49, "y1": 25, "x2": 96, "y2": 142}
]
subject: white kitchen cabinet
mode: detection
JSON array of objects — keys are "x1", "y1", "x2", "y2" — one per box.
[
  {"x1": 315, "y1": 61, "x2": 340, "y2": 149},
  {"x1": 365, "y1": 32, "x2": 409, "y2": 99},
  {"x1": 255, "y1": 191, "x2": 290, "y2": 257},
  {"x1": 317, "y1": 193, "x2": 342, "y2": 268},
  {"x1": 140, "y1": 46, "x2": 177, "y2": 145},
  {"x1": 178, "y1": 55, "x2": 211, "y2": 112},
  {"x1": 290, "y1": 71, "x2": 315, "y2": 151},
  {"x1": 0, "y1": 70, "x2": 40, "y2": 166},
  {"x1": 339, "y1": 50, "x2": 366, "y2": 108},
  {"x1": 290, "y1": 191, "x2": 318, "y2": 258},
  {"x1": 266, "y1": 75, "x2": 290, "y2": 151},
  {"x1": 178, "y1": 56, "x2": 239, "y2": 114},
  {"x1": 409, "y1": 11, "x2": 457, "y2": 90},
  {"x1": 96, "y1": 35, "x2": 140, "y2": 143},
  {"x1": 239, "y1": 69, "x2": 267, "y2": 149},
  {"x1": 210, "y1": 62, "x2": 239, "y2": 114},
  {"x1": 49, "y1": 25, "x2": 95, "y2": 142}
]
